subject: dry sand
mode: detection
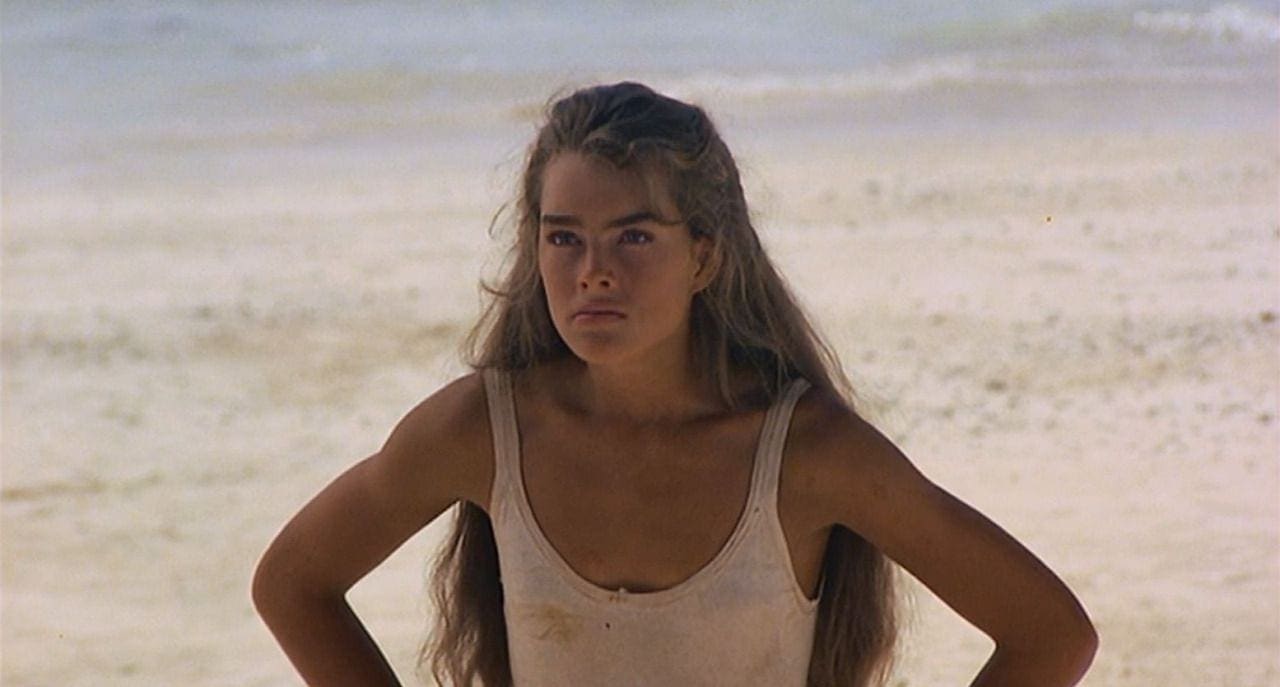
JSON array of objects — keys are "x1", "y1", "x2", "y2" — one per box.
[{"x1": 3, "y1": 125, "x2": 1277, "y2": 685}]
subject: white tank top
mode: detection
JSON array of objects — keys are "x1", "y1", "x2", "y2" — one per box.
[{"x1": 483, "y1": 369, "x2": 820, "y2": 686}]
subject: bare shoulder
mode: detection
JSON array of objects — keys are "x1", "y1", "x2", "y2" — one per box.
[
  {"x1": 253, "y1": 372, "x2": 495, "y2": 600},
  {"x1": 379, "y1": 371, "x2": 495, "y2": 512},
  {"x1": 783, "y1": 385, "x2": 927, "y2": 533},
  {"x1": 784, "y1": 383, "x2": 1098, "y2": 672}
]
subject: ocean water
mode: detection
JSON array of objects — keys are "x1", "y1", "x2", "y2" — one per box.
[{"x1": 2, "y1": 0, "x2": 1276, "y2": 189}]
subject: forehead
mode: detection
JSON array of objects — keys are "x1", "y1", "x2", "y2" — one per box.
[{"x1": 539, "y1": 152, "x2": 676, "y2": 219}]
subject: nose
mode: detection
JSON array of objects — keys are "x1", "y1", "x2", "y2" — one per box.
[{"x1": 579, "y1": 244, "x2": 614, "y2": 291}]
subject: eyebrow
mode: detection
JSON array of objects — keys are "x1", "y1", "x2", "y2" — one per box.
[{"x1": 539, "y1": 210, "x2": 673, "y2": 229}]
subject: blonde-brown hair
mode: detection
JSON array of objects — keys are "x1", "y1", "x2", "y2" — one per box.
[{"x1": 421, "y1": 82, "x2": 897, "y2": 686}]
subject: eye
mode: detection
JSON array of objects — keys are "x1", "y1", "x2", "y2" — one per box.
[
  {"x1": 619, "y1": 228, "x2": 653, "y2": 245},
  {"x1": 545, "y1": 230, "x2": 580, "y2": 247}
]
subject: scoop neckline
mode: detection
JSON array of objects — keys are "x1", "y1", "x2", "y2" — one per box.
[{"x1": 504, "y1": 374, "x2": 776, "y2": 608}]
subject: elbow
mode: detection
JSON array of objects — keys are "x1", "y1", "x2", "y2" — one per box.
[
  {"x1": 251, "y1": 544, "x2": 302, "y2": 621},
  {"x1": 1050, "y1": 620, "x2": 1099, "y2": 686},
  {"x1": 251, "y1": 550, "x2": 281, "y2": 619},
  {"x1": 1049, "y1": 587, "x2": 1100, "y2": 678},
  {"x1": 1071, "y1": 614, "x2": 1100, "y2": 675},
  {"x1": 1059, "y1": 595, "x2": 1099, "y2": 674},
  {"x1": 993, "y1": 607, "x2": 1099, "y2": 684},
  {"x1": 1040, "y1": 607, "x2": 1100, "y2": 683},
  {"x1": 251, "y1": 543, "x2": 346, "y2": 624}
]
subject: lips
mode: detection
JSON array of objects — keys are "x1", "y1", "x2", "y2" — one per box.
[{"x1": 572, "y1": 304, "x2": 626, "y2": 322}]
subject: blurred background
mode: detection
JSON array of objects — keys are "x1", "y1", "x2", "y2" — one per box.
[{"x1": 3, "y1": 1, "x2": 1277, "y2": 685}]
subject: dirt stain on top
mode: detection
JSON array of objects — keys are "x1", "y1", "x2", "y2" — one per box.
[{"x1": 523, "y1": 604, "x2": 584, "y2": 644}]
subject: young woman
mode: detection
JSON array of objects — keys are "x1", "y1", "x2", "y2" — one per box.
[{"x1": 252, "y1": 82, "x2": 1097, "y2": 686}]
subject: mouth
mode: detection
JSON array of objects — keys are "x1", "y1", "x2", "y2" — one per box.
[{"x1": 572, "y1": 308, "x2": 626, "y2": 323}]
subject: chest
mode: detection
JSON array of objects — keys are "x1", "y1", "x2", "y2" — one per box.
[{"x1": 512, "y1": 409, "x2": 827, "y2": 598}]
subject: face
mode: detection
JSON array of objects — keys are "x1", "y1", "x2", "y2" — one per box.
[{"x1": 537, "y1": 152, "x2": 712, "y2": 368}]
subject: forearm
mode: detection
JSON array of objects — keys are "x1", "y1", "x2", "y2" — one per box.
[
  {"x1": 255, "y1": 587, "x2": 402, "y2": 687},
  {"x1": 969, "y1": 634, "x2": 1098, "y2": 687}
]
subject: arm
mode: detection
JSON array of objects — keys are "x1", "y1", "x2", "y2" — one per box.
[
  {"x1": 251, "y1": 374, "x2": 493, "y2": 686},
  {"x1": 793, "y1": 392, "x2": 1097, "y2": 686}
]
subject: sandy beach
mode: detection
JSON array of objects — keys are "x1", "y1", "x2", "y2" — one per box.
[
  {"x1": 5, "y1": 123, "x2": 1276, "y2": 685},
  {"x1": 3, "y1": 3, "x2": 1278, "y2": 685}
]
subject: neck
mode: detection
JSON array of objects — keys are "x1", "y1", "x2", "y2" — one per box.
[{"x1": 564, "y1": 343, "x2": 721, "y2": 425}]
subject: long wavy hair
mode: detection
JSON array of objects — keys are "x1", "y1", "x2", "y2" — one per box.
[{"x1": 420, "y1": 82, "x2": 897, "y2": 686}]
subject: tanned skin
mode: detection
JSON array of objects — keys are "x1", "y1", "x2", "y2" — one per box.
[{"x1": 253, "y1": 153, "x2": 1097, "y2": 685}]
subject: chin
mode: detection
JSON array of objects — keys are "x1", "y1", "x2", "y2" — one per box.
[
  {"x1": 562, "y1": 336, "x2": 634, "y2": 366},
  {"x1": 554, "y1": 323, "x2": 639, "y2": 367}
]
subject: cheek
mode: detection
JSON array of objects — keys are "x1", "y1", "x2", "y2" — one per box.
[
  {"x1": 538, "y1": 254, "x2": 573, "y2": 308},
  {"x1": 634, "y1": 250, "x2": 694, "y2": 290},
  {"x1": 631, "y1": 256, "x2": 696, "y2": 315}
]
